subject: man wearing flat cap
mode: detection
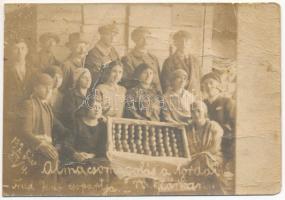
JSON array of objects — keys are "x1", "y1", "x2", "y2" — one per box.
[
  {"x1": 161, "y1": 30, "x2": 200, "y2": 95},
  {"x1": 201, "y1": 72, "x2": 236, "y2": 171},
  {"x1": 84, "y1": 23, "x2": 120, "y2": 87},
  {"x1": 121, "y1": 26, "x2": 161, "y2": 91},
  {"x1": 61, "y1": 32, "x2": 89, "y2": 93},
  {"x1": 34, "y1": 32, "x2": 61, "y2": 70}
]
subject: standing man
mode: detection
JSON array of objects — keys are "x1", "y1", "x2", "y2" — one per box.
[
  {"x1": 35, "y1": 32, "x2": 61, "y2": 70},
  {"x1": 61, "y1": 32, "x2": 89, "y2": 93},
  {"x1": 5, "y1": 38, "x2": 36, "y2": 115},
  {"x1": 84, "y1": 24, "x2": 119, "y2": 87},
  {"x1": 161, "y1": 30, "x2": 200, "y2": 96},
  {"x1": 121, "y1": 26, "x2": 161, "y2": 91},
  {"x1": 4, "y1": 38, "x2": 37, "y2": 188}
]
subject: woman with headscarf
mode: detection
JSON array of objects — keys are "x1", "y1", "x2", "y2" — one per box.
[
  {"x1": 162, "y1": 69, "x2": 195, "y2": 124},
  {"x1": 61, "y1": 68, "x2": 92, "y2": 129},
  {"x1": 186, "y1": 101, "x2": 223, "y2": 165},
  {"x1": 125, "y1": 63, "x2": 163, "y2": 121},
  {"x1": 182, "y1": 100, "x2": 225, "y2": 194},
  {"x1": 96, "y1": 60, "x2": 126, "y2": 118}
]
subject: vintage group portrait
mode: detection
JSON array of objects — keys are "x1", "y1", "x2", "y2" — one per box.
[{"x1": 2, "y1": 3, "x2": 281, "y2": 196}]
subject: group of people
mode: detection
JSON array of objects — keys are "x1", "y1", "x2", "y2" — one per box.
[{"x1": 4, "y1": 23, "x2": 236, "y2": 188}]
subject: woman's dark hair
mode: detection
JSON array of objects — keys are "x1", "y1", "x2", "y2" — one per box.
[
  {"x1": 132, "y1": 63, "x2": 153, "y2": 80},
  {"x1": 75, "y1": 90, "x2": 103, "y2": 118},
  {"x1": 101, "y1": 60, "x2": 123, "y2": 83}
]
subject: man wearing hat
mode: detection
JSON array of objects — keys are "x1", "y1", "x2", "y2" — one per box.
[
  {"x1": 201, "y1": 72, "x2": 236, "y2": 171},
  {"x1": 34, "y1": 32, "x2": 61, "y2": 70},
  {"x1": 161, "y1": 30, "x2": 200, "y2": 95},
  {"x1": 16, "y1": 73, "x2": 67, "y2": 184},
  {"x1": 61, "y1": 32, "x2": 89, "y2": 93},
  {"x1": 84, "y1": 24, "x2": 119, "y2": 87},
  {"x1": 121, "y1": 26, "x2": 161, "y2": 91}
]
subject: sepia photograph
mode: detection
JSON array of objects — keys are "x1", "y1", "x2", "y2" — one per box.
[{"x1": 2, "y1": 2, "x2": 281, "y2": 196}]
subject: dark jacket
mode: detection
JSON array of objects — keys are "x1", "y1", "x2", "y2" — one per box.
[
  {"x1": 33, "y1": 50, "x2": 61, "y2": 70},
  {"x1": 61, "y1": 88, "x2": 86, "y2": 129},
  {"x1": 17, "y1": 95, "x2": 67, "y2": 150},
  {"x1": 161, "y1": 52, "x2": 200, "y2": 95},
  {"x1": 84, "y1": 44, "x2": 119, "y2": 87},
  {"x1": 60, "y1": 57, "x2": 85, "y2": 93},
  {"x1": 63, "y1": 118, "x2": 107, "y2": 160},
  {"x1": 121, "y1": 50, "x2": 161, "y2": 91},
  {"x1": 15, "y1": 95, "x2": 67, "y2": 183},
  {"x1": 204, "y1": 96, "x2": 236, "y2": 161},
  {"x1": 4, "y1": 65, "x2": 35, "y2": 116}
]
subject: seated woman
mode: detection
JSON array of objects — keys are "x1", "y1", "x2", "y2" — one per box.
[
  {"x1": 183, "y1": 100, "x2": 224, "y2": 194},
  {"x1": 125, "y1": 63, "x2": 163, "y2": 121},
  {"x1": 201, "y1": 72, "x2": 236, "y2": 170},
  {"x1": 63, "y1": 99, "x2": 107, "y2": 163},
  {"x1": 15, "y1": 73, "x2": 68, "y2": 190},
  {"x1": 96, "y1": 60, "x2": 126, "y2": 118},
  {"x1": 187, "y1": 101, "x2": 223, "y2": 165},
  {"x1": 162, "y1": 69, "x2": 195, "y2": 124},
  {"x1": 61, "y1": 99, "x2": 112, "y2": 186},
  {"x1": 61, "y1": 68, "x2": 92, "y2": 129}
]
